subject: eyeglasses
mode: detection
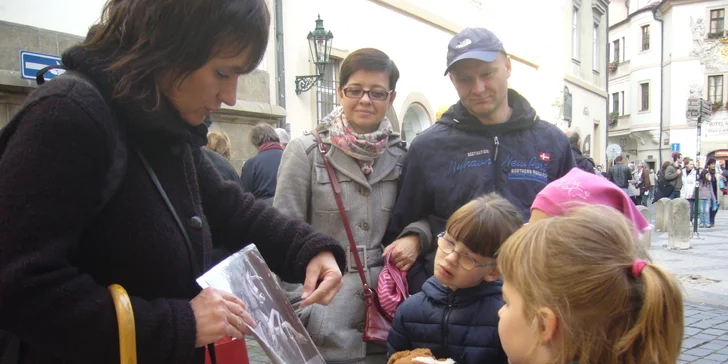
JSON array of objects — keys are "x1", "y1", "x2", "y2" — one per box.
[
  {"x1": 342, "y1": 86, "x2": 392, "y2": 101},
  {"x1": 437, "y1": 232, "x2": 494, "y2": 271}
]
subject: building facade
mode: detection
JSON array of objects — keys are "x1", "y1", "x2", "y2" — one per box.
[
  {"x1": 609, "y1": 0, "x2": 728, "y2": 169},
  {"x1": 0, "y1": 0, "x2": 610, "y2": 167}
]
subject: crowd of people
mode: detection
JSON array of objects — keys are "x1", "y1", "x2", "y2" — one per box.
[{"x1": 0, "y1": 0, "x2": 705, "y2": 363}]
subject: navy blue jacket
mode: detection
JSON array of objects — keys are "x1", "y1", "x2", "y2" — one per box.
[
  {"x1": 240, "y1": 148, "x2": 283, "y2": 200},
  {"x1": 202, "y1": 148, "x2": 241, "y2": 185},
  {"x1": 384, "y1": 90, "x2": 575, "y2": 293},
  {"x1": 387, "y1": 277, "x2": 507, "y2": 364}
]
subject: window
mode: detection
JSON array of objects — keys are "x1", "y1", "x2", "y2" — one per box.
[
  {"x1": 613, "y1": 39, "x2": 620, "y2": 62},
  {"x1": 709, "y1": 75, "x2": 724, "y2": 103},
  {"x1": 612, "y1": 92, "x2": 620, "y2": 114},
  {"x1": 621, "y1": 91, "x2": 625, "y2": 115},
  {"x1": 640, "y1": 83, "x2": 650, "y2": 111},
  {"x1": 572, "y1": 7, "x2": 580, "y2": 60},
  {"x1": 710, "y1": 9, "x2": 725, "y2": 36},
  {"x1": 593, "y1": 23, "x2": 599, "y2": 70},
  {"x1": 316, "y1": 58, "x2": 341, "y2": 123},
  {"x1": 641, "y1": 25, "x2": 650, "y2": 50}
]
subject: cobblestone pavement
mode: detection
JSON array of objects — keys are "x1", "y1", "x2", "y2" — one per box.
[
  {"x1": 680, "y1": 302, "x2": 728, "y2": 363},
  {"x1": 245, "y1": 336, "x2": 271, "y2": 364}
]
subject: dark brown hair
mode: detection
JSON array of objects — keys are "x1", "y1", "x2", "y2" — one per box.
[
  {"x1": 339, "y1": 48, "x2": 400, "y2": 91},
  {"x1": 250, "y1": 123, "x2": 279, "y2": 148},
  {"x1": 446, "y1": 193, "x2": 523, "y2": 257},
  {"x1": 83, "y1": 0, "x2": 270, "y2": 109}
]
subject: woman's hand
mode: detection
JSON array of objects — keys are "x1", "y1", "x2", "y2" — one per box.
[
  {"x1": 190, "y1": 287, "x2": 256, "y2": 348},
  {"x1": 383, "y1": 234, "x2": 420, "y2": 271},
  {"x1": 300, "y1": 251, "x2": 344, "y2": 308}
]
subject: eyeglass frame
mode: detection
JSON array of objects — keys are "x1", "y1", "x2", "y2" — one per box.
[
  {"x1": 341, "y1": 86, "x2": 393, "y2": 101},
  {"x1": 436, "y1": 232, "x2": 495, "y2": 271}
]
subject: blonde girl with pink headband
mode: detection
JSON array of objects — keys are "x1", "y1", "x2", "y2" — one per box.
[{"x1": 496, "y1": 206, "x2": 683, "y2": 364}]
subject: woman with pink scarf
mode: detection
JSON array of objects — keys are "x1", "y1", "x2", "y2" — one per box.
[{"x1": 273, "y1": 48, "x2": 418, "y2": 363}]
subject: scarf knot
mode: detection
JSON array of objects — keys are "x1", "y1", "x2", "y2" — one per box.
[{"x1": 321, "y1": 107, "x2": 393, "y2": 175}]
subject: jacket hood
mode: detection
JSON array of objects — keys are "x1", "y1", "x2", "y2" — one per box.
[
  {"x1": 437, "y1": 89, "x2": 539, "y2": 136},
  {"x1": 422, "y1": 276, "x2": 502, "y2": 305},
  {"x1": 61, "y1": 37, "x2": 208, "y2": 152}
]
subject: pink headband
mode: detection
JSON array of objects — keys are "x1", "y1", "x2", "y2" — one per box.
[{"x1": 632, "y1": 259, "x2": 647, "y2": 277}]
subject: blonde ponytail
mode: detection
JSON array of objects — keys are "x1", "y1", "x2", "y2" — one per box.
[{"x1": 615, "y1": 264, "x2": 684, "y2": 364}]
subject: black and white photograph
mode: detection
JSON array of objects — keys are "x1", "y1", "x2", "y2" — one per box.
[{"x1": 197, "y1": 245, "x2": 325, "y2": 364}]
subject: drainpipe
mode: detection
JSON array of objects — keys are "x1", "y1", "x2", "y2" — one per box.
[
  {"x1": 605, "y1": 8, "x2": 610, "y2": 168},
  {"x1": 275, "y1": 0, "x2": 286, "y2": 128},
  {"x1": 653, "y1": 6, "x2": 664, "y2": 167}
]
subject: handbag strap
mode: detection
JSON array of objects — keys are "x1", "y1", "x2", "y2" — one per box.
[
  {"x1": 311, "y1": 131, "x2": 370, "y2": 290},
  {"x1": 134, "y1": 147, "x2": 218, "y2": 363},
  {"x1": 134, "y1": 147, "x2": 199, "y2": 276}
]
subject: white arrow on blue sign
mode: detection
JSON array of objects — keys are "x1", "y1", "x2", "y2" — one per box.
[{"x1": 19, "y1": 50, "x2": 64, "y2": 81}]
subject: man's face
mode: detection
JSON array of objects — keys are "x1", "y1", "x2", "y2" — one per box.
[{"x1": 449, "y1": 54, "x2": 511, "y2": 122}]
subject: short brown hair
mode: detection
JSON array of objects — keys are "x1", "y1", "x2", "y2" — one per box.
[
  {"x1": 498, "y1": 206, "x2": 683, "y2": 364},
  {"x1": 250, "y1": 123, "x2": 279, "y2": 148},
  {"x1": 339, "y1": 48, "x2": 400, "y2": 91},
  {"x1": 79, "y1": 0, "x2": 270, "y2": 109},
  {"x1": 206, "y1": 132, "x2": 232, "y2": 160},
  {"x1": 445, "y1": 193, "x2": 523, "y2": 257}
]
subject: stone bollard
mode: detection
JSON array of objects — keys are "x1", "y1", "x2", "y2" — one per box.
[
  {"x1": 662, "y1": 198, "x2": 674, "y2": 233},
  {"x1": 635, "y1": 205, "x2": 652, "y2": 253},
  {"x1": 656, "y1": 198, "x2": 670, "y2": 231},
  {"x1": 668, "y1": 199, "x2": 692, "y2": 250}
]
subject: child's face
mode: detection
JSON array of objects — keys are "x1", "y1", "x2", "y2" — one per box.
[
  {"x1": 433, "y1": 232, "x2": 497, "y2": 290},
  {"x1": 498, "y1": 281, "x2": 542, "y2": 364}
]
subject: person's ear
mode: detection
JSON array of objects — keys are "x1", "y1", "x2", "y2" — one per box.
[
  {"x1": 535, "y1": 307, "x2": 558, "y2": 345},
  {"x1": 483, "y1": 266, "x2": 501, "y2": 282}
]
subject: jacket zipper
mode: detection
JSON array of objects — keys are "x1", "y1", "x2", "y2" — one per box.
[
  {"x1": 441, "y1": 294, "x2": 454, "y2": 358},
  {"x1": 493, "y1": 136, "x2": 500, "y2": 192}
]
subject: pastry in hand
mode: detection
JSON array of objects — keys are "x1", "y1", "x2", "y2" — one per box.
[{"x1": 388, "y1": 348, "x2": 456, "y2": 364}]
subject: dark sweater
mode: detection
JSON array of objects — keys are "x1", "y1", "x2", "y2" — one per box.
[
  {"x1": 240, "y1": 148, "x2": 283, "y2": 200},
  {"x1": 0, "y1": 44, "x2": 346, "y2": 364},
  {"x1": 202, "y1": 147, "x2": 241, "y2": 185}
]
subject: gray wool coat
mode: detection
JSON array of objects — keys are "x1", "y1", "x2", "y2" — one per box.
[{"x1": 273, "y1": 126, "x2": 430, "y2": 363}]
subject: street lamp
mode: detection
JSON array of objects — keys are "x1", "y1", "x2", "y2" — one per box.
[{"x1": 295, "y1": 15, "x2": 334, "y2": 95}]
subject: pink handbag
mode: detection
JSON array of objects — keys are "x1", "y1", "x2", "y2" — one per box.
[{"x1": 377, "y1": 250, "x2": 410, "y2": 321}]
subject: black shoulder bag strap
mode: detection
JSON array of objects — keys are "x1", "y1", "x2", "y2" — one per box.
[{"x1": 133, "y1": 148, "x2": 217, "y2": 363}]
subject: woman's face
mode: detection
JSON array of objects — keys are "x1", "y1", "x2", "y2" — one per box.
[
  {"x1": 162, "y1": 49, "x2": 252, "y2": 126},
  {"x1": 337, "y1": 70, "x2": 396, "y2": 134}
]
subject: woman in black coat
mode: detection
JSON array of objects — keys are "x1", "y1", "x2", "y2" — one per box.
[{"x1": 0, "y1": 0, "x2": 345, "y2": 363}]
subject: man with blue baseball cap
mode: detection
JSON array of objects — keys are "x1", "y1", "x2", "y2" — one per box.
[{"x1": 384, "y1": 28, "x2": 576, "y2": 294}]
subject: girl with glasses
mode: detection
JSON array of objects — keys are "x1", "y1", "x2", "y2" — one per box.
[{"x1": 387, "y1": 193, "x2": 523, "y2": 364}]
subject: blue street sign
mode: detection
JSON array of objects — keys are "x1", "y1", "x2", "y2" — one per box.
[
  {"x1": 19, "y1": 50, "x2": 64, "y2": 81},
  {"x1": 671, "y1": 143, "x2": 681, "y2": 152}
]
